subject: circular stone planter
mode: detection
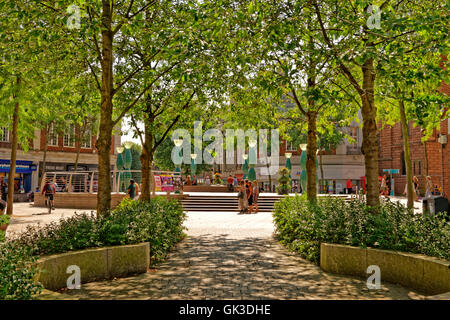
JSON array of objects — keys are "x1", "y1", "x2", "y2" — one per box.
[{"x1": 0, "y1": 223, "x2": 8, "y2": 231}]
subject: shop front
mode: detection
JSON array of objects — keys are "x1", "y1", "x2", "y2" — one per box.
[{"x1": 0, "y1": 159, "x2": 37, "y2": 193}]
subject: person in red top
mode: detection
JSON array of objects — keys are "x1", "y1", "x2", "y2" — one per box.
[
  {"x1": 226, "y1": 175, "x2": 234, "y2": 192},
  {"x1": 346, "y1": 179, "x2": 353, "y2": 195},
  {"x1": 42, "y1": 180, "x2": 56, "y2": 210}
]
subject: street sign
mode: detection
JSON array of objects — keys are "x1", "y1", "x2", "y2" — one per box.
[{"x1": 383, "y1": 169, "x2": 399, "y2": 174}]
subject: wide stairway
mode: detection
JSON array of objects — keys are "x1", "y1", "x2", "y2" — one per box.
[{"x1": 181, "y1": 194, "x2": 286, "y2": 212}]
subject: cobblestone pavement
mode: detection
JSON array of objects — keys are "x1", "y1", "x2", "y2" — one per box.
[{"x1": 61, "y1": 211, "x2": 424, "y2": 300}]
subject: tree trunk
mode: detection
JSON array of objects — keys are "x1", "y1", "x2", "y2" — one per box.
[
  {"x1": 39, "y1": 124, "x2": 49, "y2": 188},
  {"x1": 360, "y1": 58, "x2": 380, "y2": 208},
  {"x1": 306, "y1": 111, "x2": 318, "y2": 202},
  {"x1": 423, "y1": 137, "x2": 429, "y2": 176},
  {"x1": 7, "y1": 77, "x2": 20, "y2": 215},
  {"x1": 399, "y1": 98, "x2": 414, "y2": 209},
  {"x1": 96, "y1": 0, "x2": 114, "y2": 216},
  {"x1": 140, "y1": 122, "x2": 153, "y2": 201}
]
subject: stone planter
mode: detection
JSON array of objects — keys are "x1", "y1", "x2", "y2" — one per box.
[{"x1": 0, "y1": 223, "x2": 8, "y2": 231}]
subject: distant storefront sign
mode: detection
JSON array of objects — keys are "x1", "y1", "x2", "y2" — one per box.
[{"x1": 0, "y1": 159, "x2": 37, "y2": 173}]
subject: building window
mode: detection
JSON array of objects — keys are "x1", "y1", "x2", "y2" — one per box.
[
  {"x1": 47, "y1": 124, "x2": 58, "y2": 146},
  {"x1": 349, "y1": 127, "x2": 358, "y2": 145},
  {"x1": 63, "y1": 125, "x2": 75, "y2": 147},
  {"x1": 285, "y1": 140, "x2": 297, "y2": 152},
  {"x1": 0, "y1": 127, "x2": 9, "y2": 142},
  {"x1": 81, "y1": 129, "x2": 91, "y2": 149},
  {"x1": 413, "y1": 160, "x2": 422, "y2": 176}
]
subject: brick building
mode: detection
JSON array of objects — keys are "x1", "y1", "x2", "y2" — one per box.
[{"x1": 378, "y1": 80, "x2": 449, "y2": 197}]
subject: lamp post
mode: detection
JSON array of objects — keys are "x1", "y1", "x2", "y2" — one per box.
[
  {"x1": 242, "y1": 154, "x2": 249, "y2": 180},
  {"x1": 190, "y1": 153, "x2": 197, "y2": 180},
  {"x1": 285, "y1": 152, "x2": 292, "y2": 172},
  {"x1": 116, "y1": 146, "x2": 124, "y2": 192},
  {"x1": 248, "y1": 139, "x2": 257, "y2": 181},
  {"x1": 123, "y1": 142, "x2": 133, "y2": 186},
  {"x1": 173, "y1": 139, "x2": 183, "y2": 173}
]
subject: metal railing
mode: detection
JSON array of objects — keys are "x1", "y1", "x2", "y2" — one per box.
[{"x1": 41, "y1": 170, "x2": 181, "y2": 194}]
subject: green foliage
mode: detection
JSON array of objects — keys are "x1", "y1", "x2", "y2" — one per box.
[
  {"x1": 0, "y1": 241, "x2": 43, "y2": 300},
  {"x1": 10, "y1": 197, "x2": 186, "y2": 265},
  {"x1": 273, "y1": 196, "x2": 450, "y2": 264},
  {"x1": 276, "y1": 167, "x2": 291, "y2": 195}
]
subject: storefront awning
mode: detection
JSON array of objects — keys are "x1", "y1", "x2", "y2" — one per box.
[{"x1": 0, "y1": 159, "x2": 37, "y2": 173}]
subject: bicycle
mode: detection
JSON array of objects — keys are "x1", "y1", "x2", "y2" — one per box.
[{"x1": 44, "y1": 194, "x2": 53, "y2": 214}]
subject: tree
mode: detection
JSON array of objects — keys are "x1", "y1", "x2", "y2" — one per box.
[{"x1": 312, "y1": 0, "x2": 448, "y2": 208}]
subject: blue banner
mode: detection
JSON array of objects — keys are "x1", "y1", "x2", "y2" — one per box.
[{"x1": 0, "y1": 159, "x2": 37, "y2": 173}]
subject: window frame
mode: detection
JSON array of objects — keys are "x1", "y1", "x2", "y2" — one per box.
[{"x1": 0, "y1": 127, "x2": 9, "y2": 142}]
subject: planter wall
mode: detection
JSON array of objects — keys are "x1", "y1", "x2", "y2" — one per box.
[
  {"x1": 320, "y1": 243, "x2": 450, "y2": 296},
  {"x1": 37, "y1": 242, "x2": 150, "y2": 291}
]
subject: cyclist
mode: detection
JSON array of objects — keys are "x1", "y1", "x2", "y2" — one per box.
[{"x1": 42, "y1": 180, "x2": 56, "y2": 210}]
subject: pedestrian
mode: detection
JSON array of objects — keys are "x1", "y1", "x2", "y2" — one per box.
[
  {"x1": 0, "y1": 198, "x2": 6, "y2": 214},
  {"x1": 237, "y1": 180, "x2": 248, "y2": 214},
  {"x1": 127, "y1": 179, "x2": 137, "y2": 200},
  {"x1": 205, "y1": 176, "x2": 211, "y2": 185},
  {"x1": 185, "y1": 175, "x2": 192, "y2": 185},
  {"x1": 425, "y1": 176, "x2": 433, "y2": 199},
  {"x1": 252, "y1": 180, "x2": 259, "y2": 213},
  {"x1": 346, "y1": 179, "x2": 353, "y2": 194},
  {"x1": 42, "y1": 180, "x2": 56, "y2": 210},
  {"x1": 380, "y1": 174, "x2": 388, "y2": 198},
  {"x1": 413, "y1": 176, "x2": 420, "y2": 201},
  {"x1": 226, "y1": 175, "x2": 234, "y2": 192},
  {"x1": 192, "y1": 175, "x2": 198, "y2": 185},
  {"x1": 233, "y1": 175, "x2": 238, "y2": 187},
  {"x1": 246, "y1": 179, "x2": 253, "y2": 214}
]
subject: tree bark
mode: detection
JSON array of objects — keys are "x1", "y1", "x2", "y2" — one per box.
[
  {"x1": 39, "y1": 124, "x2": 49, "y2": 188},
  {"x1": 140, "y1": 121, "x2": 154, "y2": 201},
  {"x1": 96, "y1": 0, "x2": 114, "y2": 216},
  {"x1": 306, "y1": 111, "x2": 318, "y2": 202},
  {"x1": 360, "y1": 58, "x2": 380, "y2": 208},
  {"x1": 319, "y1": 151, "x2": 324, "y2": 194},
  {"x1": 7, "y1": 77, "x2": 20, "y2": 215},
  {"x1": 399, "y1": 98, "x2": 414, "y2": 208},
  {"x1": 423, "y1": 136, "x2": 429, "y2": 176}
]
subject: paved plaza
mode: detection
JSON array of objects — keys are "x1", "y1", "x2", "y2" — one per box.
[{"x1": 7, "y1": 199, "x2": 425, "y2": 300}]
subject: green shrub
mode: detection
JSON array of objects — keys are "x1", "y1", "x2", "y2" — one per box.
[
  {"x1": 273, "y1": 195, "x2": 450, "y2": 264},
  {"x1": 111, "y1": 197, "x2": 186, "y2": 264},
  {"x1": 276, "y1": 167, "x2": 291, "y2": 195},
  {"x1": 0, "y1": 241, "x2": 42, "y2": 300}
]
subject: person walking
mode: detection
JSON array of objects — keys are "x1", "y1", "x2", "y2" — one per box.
[
  {"x1": 246, "y1": 179, "x2": 254, "y2": 214},
  {"x1": 205, "y1": 176, "x2": 211, "y2": 185},
  {"x1": 233, "y1": 175, "x2": 238, "y2": 187},
  {"x1": 346, "y1": 179, "x2": 353, "y2": 195},
  {"x1": 0, "y1": 177, "x2": 7, "y2": 202},
  {"x1": 42, "y1": 180, "x2": 56, "y2": 210},
  {"x1": 238, "y1": 180, "x2": 248, "y2": 214},
  {"x1": 226, "y1": 175, "x2": 234, "y2": 192},
  {"x1": 127, "y1": 179, "x2": 137, "y2": 200},
  {"x1": 252, "y1": 180, "x2": 259, "y2": 213},
  {"x1": 380, "y1": 174, "x2": 388, "y2": 198},
  {"x1": 425, "y1": 176, "x2": 433, "y2": 199},
  {"x1": 413, "y1": 176, "x2": 420, "y2": 201}
]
